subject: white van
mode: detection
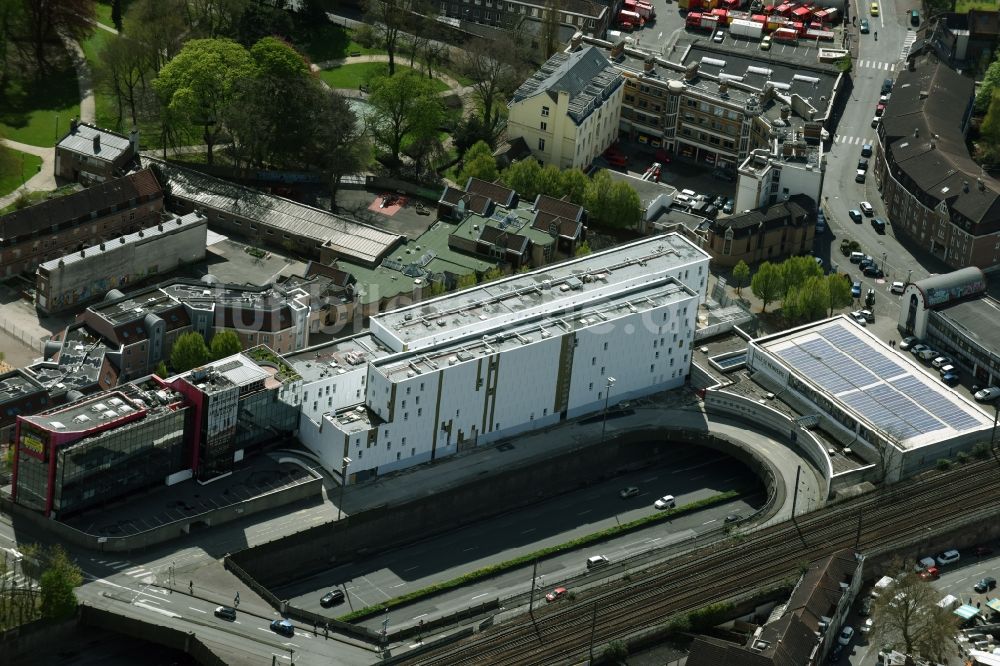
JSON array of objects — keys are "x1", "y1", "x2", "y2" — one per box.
[{"x1": 890, "y1": 281, "x2": 905, "y2": 294}]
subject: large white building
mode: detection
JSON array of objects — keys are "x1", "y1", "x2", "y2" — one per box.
[{"x1": 283, "y1": 234, "x2": 710, "y2": 482}]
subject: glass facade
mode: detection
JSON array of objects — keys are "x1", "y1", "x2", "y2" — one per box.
[
  {"x1": 52, "y1": 408, "x2": 187, "y2": 517},
  {"x1": 14, "y1": 451, "x2": 50, "y2": 513}
]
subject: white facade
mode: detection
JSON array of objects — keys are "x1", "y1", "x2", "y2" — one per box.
[
  {"x1": 735, "y1": 147, "x2": 825, "y2": 213},
  {"x1": 288, "y1": 234, "x2": 710, "y2": 482}
]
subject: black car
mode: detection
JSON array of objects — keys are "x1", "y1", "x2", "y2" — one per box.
[
  {"x1": 320, "y1": 589, "x2": 346, "y2": 607},
  {"x1": 214, "y1": 606, "x2": 237, "y2": 621},
  {"x1": 882, "y1": 79, "x2": 893, "y2": 95},
  {"x1": 271, "y1": 619, "x2": 295, "y2": 637},
  {"x1": 857, "y1": 158, "x2": 869, "y2": 171},
  {"x1": 975, "y1": 577, "x2": 997, "y2": 593},
  {"x1": 713, "y1": 195, "x2": 727, "y2": 208},
  {"x1": 863, "y1": 265, "x2": 884, "y2": 279}
]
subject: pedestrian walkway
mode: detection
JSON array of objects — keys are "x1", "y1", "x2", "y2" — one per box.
[
  {"x1": 898, "y1": 32, "x2": 917, "y2": 61},
  {"x1": 855, "y1": 59, "x2": 896, "y2": 71},
  {"x1": 0, "y1": 139, "x2": 56, "y2": 209},
  {"x1": 833, "y1": 134, "x2": 875, "y2": 146},
  {"x1": 59, "y1": 32, "x2": 95, "y2": 124}
]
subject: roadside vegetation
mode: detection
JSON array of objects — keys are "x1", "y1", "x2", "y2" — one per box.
[{"x1": 0, "y1": 545, "x2": 83, "y2": 631}]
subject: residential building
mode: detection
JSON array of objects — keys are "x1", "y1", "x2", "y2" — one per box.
[
  {"x1": 507, "y1": 45, "x2": 624, "y2": 169},
  {"x1": 573, "y1": 37, "x2": 837, "y2": 177},
  {"x1": 931, "y1": 10, "x2": 1000, "y2": 69},
  {"x1": 441, "y1": 177, "x2": 586, "y2": 269},
  {"x1": 0, "y1": 370, "x2": 50, "y2": 447},
  {"x1": 12, "y1": 376, "x2": 191, "y2": 518},
  {"x1": 148, "y1": 158, "x2": 404, "y2": 267},
  {"x1": 54, "y1": 120, "x2": 138, "y2": 184},
  {"x1": 704, "y1": 194, "x2": 815, "y2": 267},
  {"x1": 874, "y1": 55, "x2": 1000, "y2": 269},
  {"x1": 35, "y1": 212, "x2": 207, "y2": 315},
  {"x1": 897, "y1": 267, "x2": 1000, "y2": 386},
  {"x1": 735, "y1": 135, "x2": 825, "y2": 213},
  {"x1": 686, "y1": 550, "x2": 864, "y2": 666},
  {"x1": 0, "y1": 168, "x2": 164, "y2": 277},
  {"x1": 437, "y1": 0, "x2": 609, "y2": 45},
  {"x1": 287, "y1": 233, "x2": 710, "y2": 482}
]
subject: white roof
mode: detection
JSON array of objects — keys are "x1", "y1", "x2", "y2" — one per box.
[{"x1": 58, "y1": 124, "x2": 131, "y2": 164}]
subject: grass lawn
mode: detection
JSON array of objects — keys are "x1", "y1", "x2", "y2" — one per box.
[
  {"x1": 297, "y1": 24, "x2": 386, "y2": 63},
  {"x1": 0, "y1": 184, "x2": 78, "y2": 215},
  {"x1": 955, "y1": 0, "x2": 999, "y2": 12},
  {"x1": 320, "y1": 63, "x2": 450, "y2": 93},
  {"x1": 0, "y1": 149, "x2": 43, "y2": 198},
  {"x1": 94, "y1": 0, "x2": 134, "y2": 29},
  {"x1": 0, "y1": 63, "x2": 81, "y2": 147}
]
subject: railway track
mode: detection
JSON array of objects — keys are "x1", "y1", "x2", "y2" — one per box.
[{"x1": 410, "y1": 459, "x2": 1000, "y2": 665}]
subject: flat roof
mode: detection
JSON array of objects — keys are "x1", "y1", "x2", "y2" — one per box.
[
  {"x1": 375, "y1": 279, "x2": 694, "y2": 381},
  {"x1": 935, "y1": 296, "x2": 1000, "y2": 355},
  {"x1": 38, "y1": 213, "x2": 205, "y2": 272},
  {"x1": 372, "y1": 233, "x2": 709, "y2": 352},
  {"x1": 23, "y1": 390, "x2": 141, "y2": 435},
  {"x1": 177, "y1": 354, "x2": 268, "y2": 391},
  {"x1": 148, "y1": 158, "x2": 404, "y2": 265},
  {"x1": 757, "y1": 317, "x2": 993, "y2": 450},
  {"x1": 284, "y1": 334, "x2": 392, "y2": 383}
]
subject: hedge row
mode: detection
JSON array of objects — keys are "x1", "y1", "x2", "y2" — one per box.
[{"x1": 337, "y1": 490, "x2": 741, "y2": 623}]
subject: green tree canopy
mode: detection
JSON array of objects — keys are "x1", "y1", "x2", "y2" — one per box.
[
  {"x1": 153, "y1": 38, "x2": 256, "y2": 163},
  {"x1": 826, "y1": 273, "x2": 852, "y2": 316},
  {"x1": 560, "y1": 168, "x2": 590, "y2": 206},
  {"x1": 170, "y1": 331, "x2": 211, "y2": 372},
  {"x1": 783, "y1": 275, "x2": 829, "y2": 323},
  {"x1": 502, "y1": 159, "x2": 544, "y2": 200},
  {"x1": 750, "y1": 262, "x2": 783, "y2": 312},
  {"x1": 871, "y1": 568, "x2": 958, "y2": 662},
  {"x1": 976, "y1": 57, "x2": 1000, "y2": 113},
  {"x1": 366, "y1": 71, "x2": 444, "y2": 166},
  {"x1": 779, "y1": 255, "x2": 824, "y2": 298},
  {"x1": 458, "y1": 140, "x2": 499, "y2": 185},
  {"x1": 210, "y1": 330, "x2": 243, "y2": 360},
  {"x1": 585, "y1": 171, "x2": 642, "y2": 228},
  {"x1": 153, "y1": 361, "x2": 168, "y2": 378},
  {"x1": 732, "y1": 260, "x2": 750, "y2": 295},
  {"x1": 39, "y1": 546, "x2": 82, "y2": 620}
]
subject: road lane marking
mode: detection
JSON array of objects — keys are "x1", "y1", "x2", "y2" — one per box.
[
  {"x1": 413, "y1": 613, "x2": 427, "y2": 620},
  {"x1": 471, "y1": 593, "x2": 488, "y2": 600},
  {"x1": 189, "y1": 607, "x2": 207, "y2": 613},
  {"x1": 392, "y1": 583, "x2": 406, "y2": 588},
  {"x1": 703, "y1": 519, "x2": 717, "y2": 525},
  {"x1": 134, "y1": 601, "x2": 180, "y2": 618}
]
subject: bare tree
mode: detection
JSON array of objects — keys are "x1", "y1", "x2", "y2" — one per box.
[
  {"x1": 98, "y1": 34, "x2": 152, "y2": 129},
  {"x1": 540, "y1": 0, "x2": 564, "y2": 60},
  {"x1": 458, "y1": 38, "x2": 521, "y2": 136},
  {"x1": 363, "y1": 0, "x2": 414, "y2": 76},
  {"x1": 22, "y1": 0, "x2": 95, "y2": 74},
  {"x1": 870, "y1": 567, "x2": 959, "y2": 662}
]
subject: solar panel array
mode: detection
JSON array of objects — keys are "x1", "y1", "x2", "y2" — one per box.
[{"x1": 771, "y1": 320, "x2": 984, "y2": 441}]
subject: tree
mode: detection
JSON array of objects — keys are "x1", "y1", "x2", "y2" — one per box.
[
  {"x1": 153, "y1": 361, "x2": 168, "y2": 378},
  {"x1": 111, "y1": 0, "x2": 123, "y2": 31},
  {"x1": 39, "y1": 546, "x2": 82, "y2": 620},
  {"x1": 153, "y1": 38, "x2": 255, "y2": 164},
  {"x1": 458, "y1": 38, "x2": 520, "y2": 134},
  {"x1": 750, "y1": 261, "x2": 783, "y2": 312},
  {"x1": 457, "y1": 273, "x2": 477, "y2": 289},
  {"x1": 22, "y1": 0, "x2": 95, "y2": 73},
  {"x1": 783, "y1": 275, "x2": 828, "y2": 323},
  {"x1": 560, "y1": 168, "x2": 590, "y2": 206},
  {"x1": 453, "y1": 115, "x2": 493, "y2": 155},
  {"x1": 871, "y1": 568, "x2": 958, "y2": 661},
  {"x1": 575, "y1": 240, "x2": 592, "y2": 256},
  {"x1": 363, "y1": 0, "x2": 413, "y2": 76},
  {"x1": 235, "y1": 0, "x2": 293, "y2": 47},
  {"x1": 367, "y1": 71, "x2": 444, "y2": 166},
  {"x1": 98, "y1": 34, "x2": 152, "y2": 129},
  {"x1": 458, "y1": 140, "x2": 499, "y2": 185},
  {"x1": 978, "y1": 89, "x2": 1000, "y2": 163},
  {"x1": 181, "y1": 0, "x2": 249, "y2": 38},
  {"x1": 732, "y1": 260, "x2": 750, "y2": 295},
  {"x1": 502, "y1": 159, "x2": 544, "y2": 200},
  {"x1": 481, "y1": 266, "x2": 504, "y2": 282},
  {"x1": 540, "y1": 0, "x2": 564, "y2": 59},
  {"x1": 825, "y1": 273, "x2": 852, "y2": 316},
  {"x1": 170, "y1": 331, "x2": 211, "y2": 372},
  {"x1": 210, "y1": 330, "x2": 243, "y2": 360},
  {"x1": 124, "y1": 0, "x2": 187, "y2": 72},
  {"x1": 586, "y1": 172, "x2": 642, "y2": 228},
  {"x1": 975, "y1": 57, "x2": 1000, "y2": 113},
  {"x1": 538, "y1": 164, "x2": 564, "y2": 199},
  {"x1": 779, "y1": 255, "x2": 823, "y2": 298}
]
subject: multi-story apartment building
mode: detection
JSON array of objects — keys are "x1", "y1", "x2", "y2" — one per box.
[
  {"x1": 874, "y1": 55, "x2": 1000, "y2": 269},
  {"x1": 559, "y1": 37, "x2": 838, "y2": 178},
  {"x1": 35, "y1": 212, "x2": 207, "y2": 315},
  {"x1": 0, "y1": 168, "x2": 163, "y2": 277},
  {"x1": 507, "y1": 45, "x2": 624, "y2": 169},
  {"x1": 285, "y1": 233, "x2": 710, "y2": 483},
  {"x1": 438, "y1": 0, "x2": 609, "y2": 43},
  {"x1": 54, "y1": 121, "x2": 138, "y2": 184}
]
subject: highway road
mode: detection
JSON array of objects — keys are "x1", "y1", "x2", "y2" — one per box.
[{"x1": 276, "y1": 453, "x2": 763, "y2": 633}]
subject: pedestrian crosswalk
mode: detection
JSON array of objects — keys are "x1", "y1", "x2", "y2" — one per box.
[
  {"x1": 94, "y1": 558, "x2": 156, "y2": 581},
  {"x1": 899, "y1": 33, "x2": 917, "y2": 61},
  {"x1": 833, "y1": 135, "x2": 874, "y2": 146},
  {"x1": 856, "y1": 60, "x2": 896, "y2": 71}
]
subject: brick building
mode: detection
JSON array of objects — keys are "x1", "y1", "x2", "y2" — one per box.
[
  {"x1": 0, "y1": 169, "x2": 163, "y2": 278},
  {"x1": 54, "y1": 121, "x2": 138, "y2": 183},
  {"x1": 703, "y1": 194, "x2": 814, "y2": 267}
]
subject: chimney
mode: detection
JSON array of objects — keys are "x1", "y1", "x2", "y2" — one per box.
[
  {"x1": 571, "y1": 31, "x2": 583, "y2": 50},
  {"x1": 70, "y1": 118, "x2": 78, "y2": 134},
  {"x1": 129, "y1": 127, "x2": 139, "y2": 153},
  {"x1": 158, "y1": 223, "x2": 164, "y2": 232},
  {"x1": 780, "y1": 106, "x2": 790, "y2": 121},
  {"x1": 684, "y1": 62, "x2": 699, "y2": 82},
  {"x1": 913, "y1": 128, "x2": 919, "y2": 138},
  {"x1": 93, "y1": 133, "x2": 101, "y2": 153},
  {"x1": 611, "y1": 40, "x2": 626, "y2": 59},
  {"x1": 719, "y1": 81, "x2": 729, "y2": 96},
  {"x1": 644, "y1": 58, "x2": 655, "y2": 74}
]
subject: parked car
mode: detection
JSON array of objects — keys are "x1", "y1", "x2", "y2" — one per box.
[
  {"x1": 855, "y1": 169, "x2": 867, "y2": 183},
  {"x1": 654, "y1": 495, "x2": 676, "y2": 510},
  {"x1": 586, "y1": 555, "x2": 610, "y2": 569},
  {"x1": 320, "y1": 589, "x2": 346, "y2": 607},
  {"x1": 860, "y1": 310, "x2": 874, "y2": 323},
  {"x1": 713, "y1": 195, "x2": 727, "y2": 208},
  {"x1": 875, "y1": 103, "x2": 886, "y2": 117},
  {"x1": 723, "y1": 199, "x2": 734, "y2": 214},
  {"x1": 760, "y1": 35, "x2": 772, "y2": 50},
  {"x1": 861, "y1": 143, "x2": 873, "y2": 157},
  {"x1": 974, "y1": 386, "x2": 1000, "y2": 402},
  {"x1": 829, "y1": 644, "x2": 844, "y2": 663},
  {"x1": 545, "y1": 586, "x2": 569, "y2": 602},
  {"x1": 713, "y1": 30, "x2": 724, "y2": 42},
  {"x1": 838, "y1": 626, "x2": 855, "y2": 646},
  {"x1": 851, "y1": 282, "x2": 862, "y2": 298},
  {"x1": 871, "y1": 116, "x2": 880, "y2": 128},
  {"x1": 605, "y1": 153, "x2": 628, "y2": 167},
  {"x1": 915, "y1": 556, "x2": 936, "y2": 571},
  {"x1": 271, "y1": 619, "x2": 295, "y2": 637},
  {"x1": 872, "y1": 217, "x2": 886, "y2": 233},
  {"x1": 931, "y1": 356, "x2": 953, "y2": 370},
  {"x1": 917, "y1": 347, "x2": 938, "y2": 362},
  {"x1": 910, "y1": 9, "x2": 920, "y2": 24},
  {"x1": 974, "y1": 577, "x2": 997, "y2": 593},
  {"x1": 891, "y1": 281, "x2": 905, "y2": 294},
  {"x1": 909, "y1": 343, "x2": 929, "y2": 357},
  {"x1": 899, "y1": 336, "x2": 919, "y2": 351},
  {"x1": 860, "y1": 617, "x2": 874, "y2": 634},
  {"x1": 851, "y1": 312, "x2": 867, "y2": 326},
  {"x1": 860, "y1": 201, "x2": 874, "y2": 216},
  {"x1": 849, "y1": 209, "x2": 863, "y2": 223},
  {"x1": 863, "y1": 265, "x2": 884, "y2": 279},
  {"x1": 619, "y1": 486, "x2": 640, "y2": 499},
  {"x1": 857, "y1": 158, "x2": 869, "y2": 171},
  {"x1": 942, "y1": 372, "x2": 960, "y2": 386},
  {"x1": 214, "y1": 606, "x2": 237, "y2": 621},
  {"x1": 919, "y1": 566, "x2": 940, "y2": 580},
  {"x1": 725, "y1": 513, "x2": 742, "y2": 523},
  {"x1": 860, "y1": 18, "x2": 870, "y2": 33},
  {"x1": 936, "y1": 549, "x2": 961, "y2": 566},
  {"x1": 881, "y1": 80, "x2": 893, "y2": 95}
]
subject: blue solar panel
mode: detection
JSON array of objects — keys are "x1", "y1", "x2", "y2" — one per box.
[{"x1": 770, "y1": 320, "x2": 984, "y2": 439}]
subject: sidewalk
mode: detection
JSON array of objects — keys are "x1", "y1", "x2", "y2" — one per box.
[{"x1": 0, "y1": 139, "x2": 56, "y2": 209}]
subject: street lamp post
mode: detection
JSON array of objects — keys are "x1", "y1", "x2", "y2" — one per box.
[
  {"x1": 881, "y1": 252, "x2": 887, "y2": 273},
  {"x1": 337, "y1": 456, "x2": 352, "y2": 521},
  {"x1": 990, "y1": 402, "x2": 1000, "y2": 451},
  {"x1": 601, "y1": 377, "x2": 616, "y2": 445}
]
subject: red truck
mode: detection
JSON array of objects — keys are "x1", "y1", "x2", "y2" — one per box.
[
  {"x1": 773, "y1": 26, "x2": 799, "y2": 42},
  {"x1": 685, "y1": 12, "x2": 720, "y2": 30},
  {"x1": 617, "y1": 9, "x2": 645, "y2": 29},
  {"x1": 624, "y1": 0, "x2": 656, "y2": 20}
]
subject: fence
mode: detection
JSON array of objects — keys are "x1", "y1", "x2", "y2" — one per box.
[{"x1": 0, "y1": 318, "x2": 46, "y2": 355}]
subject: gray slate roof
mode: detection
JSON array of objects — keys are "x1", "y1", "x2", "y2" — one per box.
[
  {"x1": 57, "y1": 123, "x2": 132, "y2": 165},
  {"x1": 510, "y1": 46, "x2": 623, "y2": 125}
]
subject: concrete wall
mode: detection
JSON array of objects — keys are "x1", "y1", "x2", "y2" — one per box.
[
  {"x1": 229, "y1": 426, "x2": 779, "y2": 588},
  {"x1": 0, "y1": 476, "x2": 322, "y2": 552}
]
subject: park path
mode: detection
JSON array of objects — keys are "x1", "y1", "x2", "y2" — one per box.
[
  {"x1": 0, "y1": 140, "x2": 57, "y2": 209},
  {"x1": 60, "y1": 32, "x2": 95, "y2": 125}
]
